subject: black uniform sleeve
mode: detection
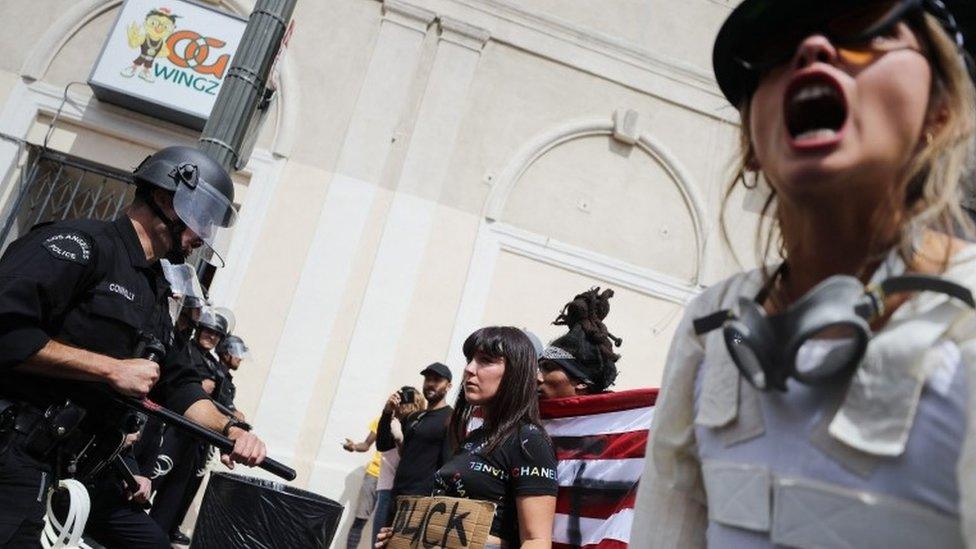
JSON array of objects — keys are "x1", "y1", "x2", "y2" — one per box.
[
  {"x1": 508, "y1": 424, "x2": 558, "y2": 497},
  {"x1": 0, "y1": 228, "x2": 98, "y2": 370},
  {"x1": 376, "y1": 410, "x2": 396, "y2": 452},
  {"x1": 150, "y1": 343, "x2": 209, "y2": 415}
]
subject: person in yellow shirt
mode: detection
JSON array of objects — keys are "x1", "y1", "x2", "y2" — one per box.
[{"x1": 342, "y1": 417, "x2": 381, "y2": 548}]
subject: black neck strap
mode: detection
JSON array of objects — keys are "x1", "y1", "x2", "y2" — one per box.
[
  {"x1": 144, "y1": 193, "x2": 187, "y2": 262},
  {"x1": 879, "y1": 274, "x2": 976, "y2": 308},
  {"x1": 693, "y1": 264, "x2": 788, "y2": 336}
]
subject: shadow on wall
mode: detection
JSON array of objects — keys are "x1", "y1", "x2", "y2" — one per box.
[{"x1": 334, "y1": 465, "x2": 368, "y2": 548}]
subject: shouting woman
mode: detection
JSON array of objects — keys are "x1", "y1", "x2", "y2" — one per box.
[{"x1": 634, "y1": 1, "x2": 976, "y2": 547}]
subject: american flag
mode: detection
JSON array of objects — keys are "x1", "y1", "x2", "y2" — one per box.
[{"x1": 540, "y1": 388, "x2": 657, "y2": 549}]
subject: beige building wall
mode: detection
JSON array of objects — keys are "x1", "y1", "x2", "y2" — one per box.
[{"x1": 0, "y1": 0, "x2": 762, "y2": 544}]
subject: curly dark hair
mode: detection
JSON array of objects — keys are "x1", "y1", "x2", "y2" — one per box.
[{"x1": 549, "y1": 287, "x2": 622, "y2": 391}]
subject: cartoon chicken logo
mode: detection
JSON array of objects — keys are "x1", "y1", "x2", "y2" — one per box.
[{"x1": 120, "y1": 7, "x2": 180, "y2": 82}]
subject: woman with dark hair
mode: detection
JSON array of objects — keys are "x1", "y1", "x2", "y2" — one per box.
[
  {"x1": 375, "y1": 327, "x2": 557, "y2": 548},
  {"x1": 633, "y1": 1, "x2": 976, "y2": 547}
]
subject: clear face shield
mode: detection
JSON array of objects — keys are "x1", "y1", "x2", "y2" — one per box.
[
  {"x1": 161, "y1": 259, "x2": 206, "y2": 323},
  {"x1": 197, "y1": 306, "x2": 231, "y2": 337},
  {"x1": 213, "y1": 306, "x2": 236, "y2": 335},
  {"x1": 221, "y1": 338, "x2": 250, "y2": 360},
  {"x1": 171, "y1": 164, "x2": 238, "y2": 268}
]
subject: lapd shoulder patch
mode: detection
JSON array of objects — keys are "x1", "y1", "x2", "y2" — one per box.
[{"x1": 42, "y1": 231, "x2": 94, "y2": 265}]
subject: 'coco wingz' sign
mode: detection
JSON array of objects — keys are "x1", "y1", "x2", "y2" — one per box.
[{"x1": 88, "y1": 0, "x2": 248, "y2": 130}]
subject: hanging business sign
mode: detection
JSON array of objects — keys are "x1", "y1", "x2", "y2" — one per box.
[{"x1": 88, "y1": 0, "x2": 247, "y2": 130}]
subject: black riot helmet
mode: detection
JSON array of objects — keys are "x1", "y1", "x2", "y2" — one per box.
[
  {"x1": 133, "y1": 146, "x2": 237, "y2": 267},
  {"x1": 197, "y1": 306, "x2": 234, "y2": 337}
]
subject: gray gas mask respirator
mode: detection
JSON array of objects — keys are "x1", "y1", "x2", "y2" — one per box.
[{"x1": 693, "y1": 273, "x2": 975, "y2": 391}]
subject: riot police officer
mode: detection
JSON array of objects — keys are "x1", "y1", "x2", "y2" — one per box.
[
  {"x1": 214, "y1": 334, "x2": 248, "y2": 419},
  {"x1": 146, "y1": 306, "x2": 236, "y2": 544},
  {"x1": 0, "y1": 146, "x2": 267, "y2": 548}
]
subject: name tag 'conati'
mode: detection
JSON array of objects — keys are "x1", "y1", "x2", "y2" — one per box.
[{"x1": 389, "y1": 496, "x2": 497, "y2": 549}]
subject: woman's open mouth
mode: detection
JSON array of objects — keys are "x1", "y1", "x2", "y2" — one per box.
[{"x1": 784, "y1": 72, "x2": 849, "y2": 149}]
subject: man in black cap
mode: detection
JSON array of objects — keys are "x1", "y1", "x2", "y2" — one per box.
[{"x1": 375, "y1": 363, "x2": 453, "y2": 525}]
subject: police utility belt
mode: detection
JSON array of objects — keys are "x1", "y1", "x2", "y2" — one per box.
[{"x1": 0, "y1": 397, "x2": 138, "y2": 484}]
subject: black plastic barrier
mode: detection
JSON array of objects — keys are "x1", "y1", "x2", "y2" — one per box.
[{"x1": 192, "y1": 472, "x2": 344, "y2": 549}]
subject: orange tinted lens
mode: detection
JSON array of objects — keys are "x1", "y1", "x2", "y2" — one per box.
[{"x1": 837, "y1": 47, "x2": 878, "y2": 65}]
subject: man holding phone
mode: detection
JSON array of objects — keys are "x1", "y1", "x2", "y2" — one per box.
[{"x1": 375, "y1": 363, "x2": 453, "y2": 528}]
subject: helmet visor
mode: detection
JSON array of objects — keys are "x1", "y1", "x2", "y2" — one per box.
[
  {"x1": 221, "y1": 338, "x2": 250, "y2": 359},
  {"x1": 173, "y1": 177, "x2": 238, "y2": 267},
  {"x1": 213, "y1": 306, "x2": 236, "y2": 334},
  {"x1": 160, "y1": 260, "x2": 205, "y2": 301},
  {"x1": 197, "y1": 306, "x2": 230, "y2": 336}
]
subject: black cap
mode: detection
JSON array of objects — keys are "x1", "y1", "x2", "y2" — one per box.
[
  {"x1": 712, "y1": 0, "x2": 973, "y2": 107},
  {"x1": 420, "y1": 362, "x2": 452, "y2": 382},
  {"x1": 539, "y1": 346, "x2": 593, "y2": 386}
]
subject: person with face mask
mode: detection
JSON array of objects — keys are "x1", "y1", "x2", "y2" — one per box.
[
  {"x1": 632, "y1": 2, "x2": 976, "y2": 547},
  {"x1": 536, "y1": 288, "x2": 622, "y2": 400},
  {"x1": 0, "y1": 146, "x2": 266, "y2": 548},
  {"x1": 374, "y1": 363, "x2": 454, "y2": 529}
]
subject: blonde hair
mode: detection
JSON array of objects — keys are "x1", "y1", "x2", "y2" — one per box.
[{"x1": 721, "y1": 13, "x2": 976, "y2": 277}]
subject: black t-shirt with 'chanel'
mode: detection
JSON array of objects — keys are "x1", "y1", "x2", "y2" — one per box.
[{"x1": 433, "y1": 423, "x2": 558, "y2": 544}]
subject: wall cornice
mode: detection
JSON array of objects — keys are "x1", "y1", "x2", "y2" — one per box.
[
  {"x1": 385, "y1": 0, "x2": 739, "y2": 124},
  {"x1": 438, "y1": 16, "x2": 490, "y2": 51},
  {"x1": 383, "y1": 0, "x2": 437, "y2": 33}
]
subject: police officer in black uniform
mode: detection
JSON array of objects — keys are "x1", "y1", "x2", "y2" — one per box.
[
  {"x1": 160, "y1": 259, "x2": 206, "y2": 351},
  {"x1": 214, "y1": 334, "x2": 248, "y2": 419},
  {"x1": 0, "y1": 146, "x2": 268, "y2": 548},
  {"x1": 146, "y1": 306, "x2": 234, "y2": 544}
]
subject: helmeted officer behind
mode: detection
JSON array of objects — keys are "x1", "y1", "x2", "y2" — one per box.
[
  {"x1": 215, "y1": 334, "x2": 247, "y2": 419},
  {"x1": 0, "y1": 146, "x2": 268, "y2": 548},
  {"x1": 146, "y1": 306, "x2": 237, "y2": 544},
  {"x1": 160, "y1": 259, "x2": 206, "y2": 350}
]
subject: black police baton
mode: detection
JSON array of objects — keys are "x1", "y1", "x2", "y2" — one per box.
[
  {"x1": 111, "y1": 394, "x2": 296, "y2": 481},
  {"x1": 111, "y1": 338, "x2": 298, "y2": 482}
]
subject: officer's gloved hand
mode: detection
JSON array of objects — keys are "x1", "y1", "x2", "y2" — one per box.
[{"x1": 110, "y1": 358, "x2": 161, "y2": 398}]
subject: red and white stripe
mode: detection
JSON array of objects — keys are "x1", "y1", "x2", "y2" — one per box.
[{"x1": 541, "y1": 388, "x2": 657, "y2": 549}]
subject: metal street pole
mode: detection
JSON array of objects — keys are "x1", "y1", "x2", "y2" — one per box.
[{"x1": 198, "y1": 0, "x2": 298, "y2": 172}]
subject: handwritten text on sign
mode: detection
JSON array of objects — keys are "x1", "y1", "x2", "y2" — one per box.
[{"x1": 389, "y1": 496, "x2": 496, "y2": 549}]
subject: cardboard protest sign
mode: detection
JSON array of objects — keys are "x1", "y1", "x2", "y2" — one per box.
[{"x1": 389, "y1": 496, "x2": 496, "y2": 549}]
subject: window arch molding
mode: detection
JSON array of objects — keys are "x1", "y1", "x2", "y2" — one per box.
[{"x1": 482, "y1": 110, "x2": 710, "y2": 285}]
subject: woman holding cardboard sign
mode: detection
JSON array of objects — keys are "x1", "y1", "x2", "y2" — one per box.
[{"x1": 375, "y1": 327, "x2": 557, "y2": 548}]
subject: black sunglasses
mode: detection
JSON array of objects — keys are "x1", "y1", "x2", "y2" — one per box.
[
  {"x1": 734, "y1": 0, "x2": 926, "y2": 74},
  {"x1": 719, "y1": 0, "x2": 969, "y2": 104}
]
